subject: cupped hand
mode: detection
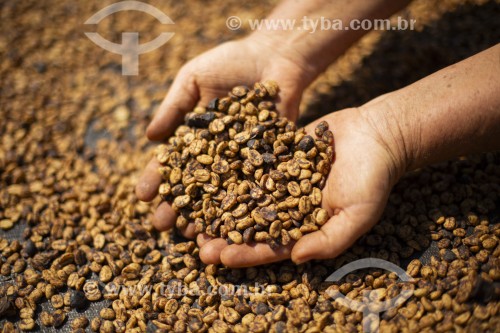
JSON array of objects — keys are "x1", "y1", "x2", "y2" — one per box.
[
  {"x1": 135, "y1": 36, "x2": 315, "y2": 238},
  {"x1": 198, "y1": 102, "x2": 406, "y2": 267}
]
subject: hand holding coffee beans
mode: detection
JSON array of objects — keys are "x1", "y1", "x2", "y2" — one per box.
[{"x1": 155, "y1": 81, "x2": 333, "y2": 247}]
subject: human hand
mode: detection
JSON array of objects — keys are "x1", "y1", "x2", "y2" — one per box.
[
  {"x1": 139, "y1": 44, "x2": 500, "y2": 267},
  {"x1": 198, "y1": 101, "x2": 406, "y2": 266},
  {"x1": 136, "y1": 35, "x2": 317, "y2": 237},
  {"x1": 197, "y1": 45, "x2": 500, "y2": 267}
]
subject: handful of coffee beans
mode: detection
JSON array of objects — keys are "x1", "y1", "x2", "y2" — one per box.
[{"x1": 156, "y1": 81, "x2": 333, "y2": 247}]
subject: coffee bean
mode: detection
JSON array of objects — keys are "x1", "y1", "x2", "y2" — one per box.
[
  {"x1": 297, "y1": 135, "x2": 315, "y2": 151},
  {"x1": 69, "y1": 290, "x2": 87, "y2": 310},
  {"x1": 207, "y1": 98, "x2": 219, "y2": 111},
  {"x1": 186, "y1": 112, "x2": 216, "y2": 128}
]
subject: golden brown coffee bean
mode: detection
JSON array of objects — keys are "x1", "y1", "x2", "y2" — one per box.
[
  {"x1": 71, "y1": 316, "x2": 89, "y2": 329},
  {"x1": 83, "y1": 281, "x2": 101, "y2": 301},
  {"x1": 40, "y1": 311, "x2": 54, "y2": 327},
  {"x1": 287, "y1": 181, "x2": 301, "y2": 197},
  {"x1": 18, "y1": 318, "x2": 35, "y2": 331},
  {"x1": 228, "y1": 231, "x2": 243, "y2": 245}
]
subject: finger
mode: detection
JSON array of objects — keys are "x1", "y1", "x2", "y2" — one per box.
[
  {"x1": 153, "y1": 201, "x2": 176, "y2": 231},
  {"x1": 291, "y1": 210, "x2": 372, "y2": 264},
  {"x1": 153, "y1": 200, "x2": 196, "y2": 238},
  {"x1": 153, "y1": 201, "x2": 196, "y2": 239},
  {"x1": 135, "y1": 158, "x2": 162, "y2": 202},
  {"x1": 179, "y1": 222, "x2": 197, "y2": 239},
  {"x1": 199, "y1": 238, "x2": 228, "y2": 265},
  {"x1": 146, "y1": 70, "x2": 199, "y2": 141},
  {"x1": 220, "y1": 242, "x2": 294, "y2": 268},
  {"x1": 196, "y1": 233, "x2": 214, "y2": 247}
]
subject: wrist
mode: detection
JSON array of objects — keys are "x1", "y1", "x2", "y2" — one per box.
[{"x1": 358, "y1": 92, "x2": 416, "y2": 185}]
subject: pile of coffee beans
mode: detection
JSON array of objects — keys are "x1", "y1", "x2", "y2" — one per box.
[{"x1": 156, "y1": 81, "x2": 333, "y2": 247}]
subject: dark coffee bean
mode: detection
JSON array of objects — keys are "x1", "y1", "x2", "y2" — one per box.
[
  {"x1": 260, "y1": 207, "x2": 277, "y2": 222},
  {"x1": 171, "y1": 184, "x2": 185, "y2": 196},
  {"x1": 262, "y1": 153, "x2": 276, "y2": 164},
  {"x1": 254, "y1": 302, "x2": 269, "y2": 315},
  {"x1": 185, "y1": 112, "x2": 216, "y2": 127},
  {"x1": 207, "y1": 98, "x2": 219, "y2": 110},
  {"x1": 243, "y1": 228, "x2": 256, "y2": 244},
  {"x1": 247, "y1": 139, "x2": 260, "y2": 149},
  {"x1": 250, "y1": 125, "x2": 265, "y2": 139},
  {"x1": 70, "y1": 290, "x2": 88, "y2": 310},
  {"x1": 297, "y1": 135, "x2": 315, "y2": 151},
  {"x1": 0, "y1": 296, "x2": 15, "y2": 317},
  {"x1": 24, "y1": 240, "x2": 37, "y2": 257},
  {"x1": 442, "y1": 249, "x2": 457, "y2": 262}
]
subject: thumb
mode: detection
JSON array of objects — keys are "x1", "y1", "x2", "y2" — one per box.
[
  {"x1": 291, "y1": 209, "x2": 374, "y2": 264},
  {"x1": 147, "y1": 70, "x2": 199, "y2": 141}
]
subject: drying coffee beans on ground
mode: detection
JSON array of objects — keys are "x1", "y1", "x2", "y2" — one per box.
[
  {"x1": 1, "y1": 0, "x2": 499, "y2": 332},
  {"x1": 156, "y1": 81, "x2": 333, "y2": 247}
]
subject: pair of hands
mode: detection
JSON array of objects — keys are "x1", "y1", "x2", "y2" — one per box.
[{"x1": 135, "y1": 37, "x2": 404, "y2": 267}]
